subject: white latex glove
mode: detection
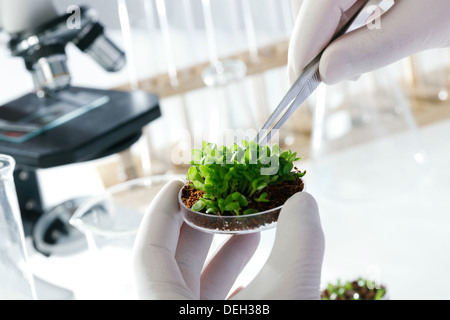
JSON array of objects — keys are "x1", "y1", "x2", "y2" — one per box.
[
  {"x1": 288, "y1": 0, "x2": 450, "y2": 85},
  {"x1": 133, "y1": 179, "x2": 325, "y2": 300}
]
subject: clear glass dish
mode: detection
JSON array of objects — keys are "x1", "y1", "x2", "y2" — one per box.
[
  {"x1": 69, "y1": 174, "x2": 183, "y2": 300},
  {"x1": 71, "y1": 174, "x2": 183, "y2": 237},
  {"x1": 178, "y1": 187, "x2": 282, "y2": 235}
]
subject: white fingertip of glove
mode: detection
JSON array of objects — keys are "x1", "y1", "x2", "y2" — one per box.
[
  {"x1": 232, "y1": 192, "x2": 325, "y2": 300},
  {"x1": 133, "y1": 179, "x2": 195, "y2": 300},
  {"x1": 174, "y1": 222, "x2": 215, "y2": 298},
  {"x1": 200, "y1": 233, "x2": 261, "y2": 300},
  {"x1": 288, "y1": 0, "x2": 348, "y2": 85}
]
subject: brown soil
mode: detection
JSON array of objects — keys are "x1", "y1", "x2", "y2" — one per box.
[{"x1": 180, "y1": 175, "x2": 304, "y2": 233}]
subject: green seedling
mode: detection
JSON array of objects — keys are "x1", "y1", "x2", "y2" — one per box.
[
  {"x1": 321, "y1": 278, "x2": 387, "y2": 300},
  {"x1": 186, "y1": 140, "x2": 306, "y2": 216}
]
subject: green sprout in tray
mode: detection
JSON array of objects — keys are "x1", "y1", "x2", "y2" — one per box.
[
  {"x1": 179, "y1": 140, "x2": 306, "y2": 233},
  {"x1": 321, "y1": 278, "x2": 387, "y2": 300}
]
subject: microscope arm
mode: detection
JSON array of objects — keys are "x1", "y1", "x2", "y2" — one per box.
[{"x1": 0, "y1": 0, "x2": 58, "y2": 34}]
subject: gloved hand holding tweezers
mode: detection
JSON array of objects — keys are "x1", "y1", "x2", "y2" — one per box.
[{"x1": 288, "y1": 0, "x2": 450, "y2": 85}]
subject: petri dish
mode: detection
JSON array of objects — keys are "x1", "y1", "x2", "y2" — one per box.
[{"x1": 178, "y1": 187, "x2": 282, "y2": 235}]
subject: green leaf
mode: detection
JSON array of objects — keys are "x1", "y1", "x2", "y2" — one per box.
[
  {"x1": 239, "y1": 195, "x2": 248, "y2": 207},
  {"x1": 192, "y1": 200, "x2": 206, "y2": 212},
  {"x1": 283, "y1": 162, "x2": 294, "y2": 175},
  {"x1": 272, "y1": 144, "x2": 281, "y2": 155},
  {"x1": 224, "y1": 194, "x2": 234, "y2": 205},
  {"x1": 288, "y1": 152, "x2": 298, "y2": 163},
  {"x1": 186, "y1": 140, "x2": 306, "y2": 215},
  {"x1": 374, "y1": 289, "x2": 386, "y2": 300},
  {"x1": 217, "y1": 198, "x2": 226, "y2": 212},
  {"x1": 203, "y1": 192, "x2": 214, "y2": 199},
  {"x1": 225, "y1": 202, "x2": 240, "y2": 212},
  {"x1": 206, "y1": 207, "x2": 219, "y2": 214},
  {"x1": 296, "y1": 171, "x2": 306, "y2": 178},
  {"x1": 192, "y1": 149, "x2": 204, "y2": 164},
  {"x1": 193, "y1": 180, "x2": 205, "y2": 191},
  {"x1": 255, "y1": 193, "x2": 270, "y2": 203},
  {"x1": 258, "y1": 145, "x2": 271, "y2": 165},
  {"x1": 188, "y1": 166, "x2": 202, "y2": 182},
  {"x1": 230, "y1": 192, "x2": 240, "y2": 201},
  {"x1": 204, "y1": 156, "x2": 217, "y2": 165},
  {"x1": 280, "y1": 150, "x2": 290, "y2": 159},
  {"x1": 243, "y1": 208, "x2": 259, "y2": 215},
  {"x1": 251, "y1": 179, "x2": 267, "y2": 192},
  {"x1": 224, "y1": 172, "x2": 233, "y2": 181},
  {"x1": 218, "y1": 181, "x2": 229, "y2": 194},
  {"x1": 229, "y1": 143, "x2": 238, "y2": 153},
  {"x1": 236, "y1": 148, "x2": 246, "y2": 164},
  {"x1": 199, "y1": 165, "x2": 211, "y2": 178}
]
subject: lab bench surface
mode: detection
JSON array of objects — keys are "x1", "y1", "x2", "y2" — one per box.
[{"x1": 311, "y1": 117, "x2": 450, "y2": 299}]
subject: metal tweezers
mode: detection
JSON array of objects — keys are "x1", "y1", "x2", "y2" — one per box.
[{"x1": 255, "y1": 0, "x2": 370, "y2": 145}]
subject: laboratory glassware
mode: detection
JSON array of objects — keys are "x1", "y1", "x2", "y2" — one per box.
[
  {"x1": 117, "y1": 0, "x2": 166, "y2": 175},
  {"x1": 0, "y1": 155, "x2": 37, "y2": 300},
  {"x1": 118, "y1": 0, "x2": 200, "y2": 175},
  {"x1": 69, "y1": 174, "x2": 182, "y2": 300},
  {"x1": 240, "y1": 0, "x2": 280, "y2": 128},
  {"x1": 180, "y1": 189, "x2": 281, "y2": 234},
  {"x1": 201, "y1": 0, "x2": 247, "y2": 87},
  {"x1": 242, "y1": 0, "x2": 292, "y2": 56},
  {"x1": 309, "y1": 68, "x2": 429, "y2": 202}
]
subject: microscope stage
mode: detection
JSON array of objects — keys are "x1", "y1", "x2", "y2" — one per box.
[{"x1": 0, "y1": 87, "x2": 161, "y2": 169}]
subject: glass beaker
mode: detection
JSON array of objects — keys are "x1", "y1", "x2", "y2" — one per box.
[
  {"x1": 0, "y1": 155, "x2": 37, "y2": 300},
  {"x1": 309, "y1": 66, "x2": 429, "y2": 202},
  {"x1": 69, "y1": 174, "x2": 183, "y2": 300}
]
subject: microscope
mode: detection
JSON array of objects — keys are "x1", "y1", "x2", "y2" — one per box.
[{"x1": 0, "y1": 0, "x2": 161, "y2": 256}]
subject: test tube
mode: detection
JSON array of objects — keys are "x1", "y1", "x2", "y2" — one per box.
[
  {"x1": 241, "y1": 0, "x2": 259, "y2": 62},
  {"x1": 117, "y1": 0, "x2": 139, "y2": 90},
  {"x1": 279, "y1": 0, "x2": 295, "y2": 38},
  {"x1": 182, "y1": 0, "x2": 204, "y2": 64},
  {"x1": 200, "y1": 0, "x2": 247, "y2": 87},
  {"x1": 117, "y1": 0, "x2": 170, "y2": 176},
  {"x1": 155, "y1": 0, "x2": 179, "y2": 88},
  {"x1": 202, "y1": 0, "x2": 219, "y2": 66}
]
